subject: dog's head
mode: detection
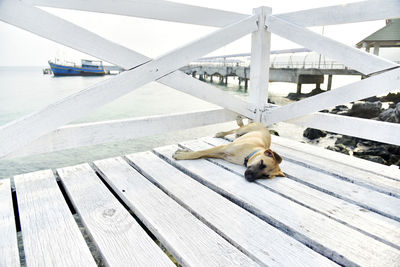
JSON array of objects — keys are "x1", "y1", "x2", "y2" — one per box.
[{"x1": 244, "y1": 149, "x2": 285, "y2": 182}]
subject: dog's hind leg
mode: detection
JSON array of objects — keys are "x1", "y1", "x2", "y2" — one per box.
[{"x1": 173, "y1": 145, "x2": 228, "y2": 160}]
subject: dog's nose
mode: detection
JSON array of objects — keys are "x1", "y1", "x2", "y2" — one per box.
[{"x1": 244, "y1": 170, "x2": 256, "y2": 182}]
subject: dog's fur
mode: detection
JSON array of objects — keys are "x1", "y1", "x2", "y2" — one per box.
[{"x1": 173, "y1": 118, "x2": 285, "y2": 182}]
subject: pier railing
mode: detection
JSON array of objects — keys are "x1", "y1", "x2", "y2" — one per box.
[{"x1": 0, "y1": 0, "x2": 399, "y2": 159}]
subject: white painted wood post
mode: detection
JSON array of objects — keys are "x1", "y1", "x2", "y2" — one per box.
[{"x1": 250, "y1": 6, "x2": 272, "y2": 122}]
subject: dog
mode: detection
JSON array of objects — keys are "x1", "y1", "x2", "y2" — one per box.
[{"x1": 172, "y1": 117, "x2": 285, "y2": 182}]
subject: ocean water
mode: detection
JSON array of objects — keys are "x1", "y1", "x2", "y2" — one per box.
[{"x1": 0, "y1": 67, "x2": 359, "y2": 178}]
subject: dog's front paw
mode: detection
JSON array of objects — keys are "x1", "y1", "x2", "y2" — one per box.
[{"x1": 172, "y1": 148, "x2": 191, "y2": 160}]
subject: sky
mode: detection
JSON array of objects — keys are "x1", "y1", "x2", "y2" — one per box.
[{"x1": 0, "y1": 0, "x2": 388, "y2": 66}]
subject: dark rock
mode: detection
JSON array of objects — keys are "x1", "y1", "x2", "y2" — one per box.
[
  {"x1": 378, "y1": 102, "x2": 400, "y2": 123},
  {"x1": 354, "y1": 142, "x2": 400, "y2": 166},
  {"x1": 308, "y1": 87, "x2": 325, "y2": 96},
  {"x1": 335, "y1": 136, "x2": 359, "y2": 148},
  {"x1": 303, "y1": 128, "x2": 327, "y2": 140},
  {"x1": 326, "y1": 144, "x2": 350, "y2": 155},
  {"x1": 362, "y1": 96, "x2": 380, "y2": 102},
  {"x1": 330, "y1": 105, "x2": 350, "y2": 116},
  {"x1": 286, "y1": 92, "x2": 303, "y2": 101},
  {"x1": 348, "y1": 101, "x2": 382, "y2": 119},
  {"x1": 380, "y1": 92, "x2": 400, "y2": 104}
]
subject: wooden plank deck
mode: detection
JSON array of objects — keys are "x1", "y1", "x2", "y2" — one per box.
[{"x1": 2, "y1": 136, "x2": 400, "y2": 266}]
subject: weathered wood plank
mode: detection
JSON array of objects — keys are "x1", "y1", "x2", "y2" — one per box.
[
  {"x1": 275, "y1": 0, "x2": 400, "y2": 27},
  {"x1": 284, "y1": 112, "x2": 400, "y2": 146},
  {"x1": 27, "y1": 0, "x2": 248, "y2": 27},
  {"x1": 193, "y1": 138, "x2": 400, "y2": 249},
  {"x1": 14, "y1": 170, "x2": 96, "y2": 267},
  {"x1": 57, "y1": 163, "x2": 175, "y2": 267},
  {"x1": 154, "y1": 144, "x2": 400, "y2": 267},
  {"x1": 0, "y1": 179, "x2": 20, "y2": 267},
  {"x1": 93, "y1": 157, "x2": 257, "y2": 267},
  {"x1": 264, "y1": 68, "x2": 400, "y2": 125},
  {"x1": 250, "y1": 7, "x2": 271, "y2": 122},
  {"x1": 0, "y1": 11, "x2": 257, "y2": 158},
  {"x1": 8, "y1": 109, "x2": 237, "y2": 159},
  {"x1": 268, "y1": 15, "x2": 398, "y2": 75},
  {"x1": 271, "y1": 135, "x2": 400, "y2": 181},
  {"x1": 126, "y1": 151, "x2": 338, "y2": 266}
]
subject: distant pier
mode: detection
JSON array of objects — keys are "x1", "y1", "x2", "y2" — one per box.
[{"x1": 181, "y1": 50, "x2": 363, "y2": 93}]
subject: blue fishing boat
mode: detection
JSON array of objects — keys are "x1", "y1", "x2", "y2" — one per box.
[{"x1": 48, "y1": 59, "x2": 106, "y2": 76}]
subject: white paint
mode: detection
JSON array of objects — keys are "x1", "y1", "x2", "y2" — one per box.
[
  {"x1": 57, "y1": 163, "x2": 175, "y2": 267},
  {"x1": 190, "y1": 137, "x2": 400, "y2": 250},
  {"x1": 249, "y1": 7, "x2": 271, "y2": 122},
  {"x1": 0, "y1": 179, "x2": 20, "y2": 267},
  {"x1": 276, "y1": 0, "x2": 400, "y2": 27},
  {"x1": 8, "y1": 109, "x2": 237, "y2": 158},
  {"x1": 154, "y1": 144, "x2": 400, "y2": 267},
  {"x1": 285, "y1": 112, "x2": 400, "y2": 146},
  {"x1": 14, "y1": 170, "x2": 96, "y2": 267},
  {"x1": 268, "y1": 15, "x2": 398, "y2": 75},
  {"x1": 93, "y1": 157, "x2": 257, "y2": 266},
  {"x1": 264, "y1": 68, "x2": 400, "y2": 125},
  {"x1": 0, "y1": 13, "x2": 257, "y2": 158},
  {"x1": 26, "y1": 0, "x2": 248, "y2": 27},
  {"x1": 126, "y1": 151, "x2": 338, "y2": 266}
]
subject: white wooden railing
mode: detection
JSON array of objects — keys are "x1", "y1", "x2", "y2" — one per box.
[{"x1": 0, "y1": 0, "x2": 399, "y2": 159}]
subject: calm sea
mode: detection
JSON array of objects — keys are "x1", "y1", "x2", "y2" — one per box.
[{"x1": 0, "y1": 67, "x2": 359, "y2": 178}]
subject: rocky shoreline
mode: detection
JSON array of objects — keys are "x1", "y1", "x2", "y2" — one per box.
[{"x1": 297, "y1": 92, "x2": 400, "y2": 167}]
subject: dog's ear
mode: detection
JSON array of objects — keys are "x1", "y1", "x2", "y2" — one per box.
[
  {"x1": 271, "y1": 151, "x2": 283, "y2": 164},
  {"x1": 264, "y1": 149, "x2": 283, "y2": 164},
  {"x1": 264, "y1": 149, "x2": 273, "y2": 157}
]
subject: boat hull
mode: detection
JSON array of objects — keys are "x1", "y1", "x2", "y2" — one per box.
[{"x1": 49, "y1": 62, "x2": 106, "y2": 76}]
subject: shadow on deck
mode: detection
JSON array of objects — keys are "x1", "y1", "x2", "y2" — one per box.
[{"x1": 2, "y1": 136, "x2": 400, "y2": 266}]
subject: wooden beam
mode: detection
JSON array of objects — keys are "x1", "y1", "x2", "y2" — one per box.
[
  {"x1": 27, "y1": 0, "x2": 400, "y2": 28},
  {"x1": 8, "y1": 109, "x2": 237, "y2": 159},
  {"x1": 0, "y1": 0, "x2": 255, "y2": 117},
  {"x1": 26, "y1": 0, "x2": 248, "y2": 27},
  {"x1": 275, "y1": 0, "x2": 400, "y2": 27},
  {"x1": 249, "y1": 7, "x2": 272, "y2": 122},
  {"x1": 268, "y1": 15, "x2": 398, "y2": 75},
  {"x1": 286, "y1": 112, "x2": 400, "y2": 146},
  {"x1": 264, "y1": 68, "x2": 400, "y2": 125},
  {"x1": 0, "y1": 14, "x2": 256, "y2": 158}
]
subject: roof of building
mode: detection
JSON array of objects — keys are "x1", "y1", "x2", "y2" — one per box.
[{"x1": 356, "y1": 19, "x2": 400, "y2": 47}]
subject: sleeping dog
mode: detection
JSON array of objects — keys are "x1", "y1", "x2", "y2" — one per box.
[{"x1": 172, "y1": 118, "x2": 285, "y2": 182}]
